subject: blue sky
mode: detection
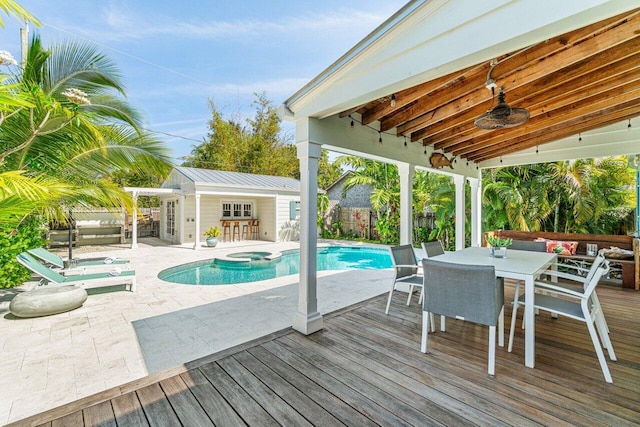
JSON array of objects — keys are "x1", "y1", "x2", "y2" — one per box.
[{"x1": 2, "y1": 1, "x2": 406, "y2": 163}]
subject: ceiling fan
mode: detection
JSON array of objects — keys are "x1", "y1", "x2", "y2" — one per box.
[
  {"x1": 474, "y1": 58, "x2": 530, "y2": 130},
  {"x1": 474, "y1": 87, "x2": 530, "y2": 129}
]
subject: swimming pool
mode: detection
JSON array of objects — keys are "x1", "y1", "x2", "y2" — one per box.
[{"x1": 158, "y1": 246, "x2": 392, "y2": 285}]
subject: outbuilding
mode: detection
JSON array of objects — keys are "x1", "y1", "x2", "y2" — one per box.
[{"x1": 126, "y1": 166, "x2": 301, "y2": 248}]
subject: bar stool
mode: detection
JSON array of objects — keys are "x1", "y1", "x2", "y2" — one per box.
[
  {"x1": 242, "y1": 220, "x2": 253, "y2": 240},
  {"x1": 251, "y1": 220, "x2": 260, "y2": 240},
  {"x1": 221, "y1": 220, "x2": 231, "y2": 242},
  {"x1": 232, "y1": 221, "x2": 240, "y2": 241}
]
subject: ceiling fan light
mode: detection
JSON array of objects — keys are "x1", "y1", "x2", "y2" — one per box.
[{"x1": 474, "y1": 90, "x2": 530, "y2": 130}]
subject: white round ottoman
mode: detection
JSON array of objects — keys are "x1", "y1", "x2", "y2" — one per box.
[{"x1": 10, "y1": 285, "x2": 88, "y2": 318}]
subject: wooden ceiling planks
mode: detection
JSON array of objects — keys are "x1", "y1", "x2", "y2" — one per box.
[{"x1": 340, "y1": 8, "x2": 640, "y2": 163}]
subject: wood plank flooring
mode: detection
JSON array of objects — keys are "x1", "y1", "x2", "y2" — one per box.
[{"x1": 10, "y1": 284, "x2": 640, "y2": 427}]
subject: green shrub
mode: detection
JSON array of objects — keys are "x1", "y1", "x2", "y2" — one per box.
[
  {"x1": 0, "y1": 216, "x2": 46, "y2": 288},
  {"x1": 413, "y1": 226, "x2": 431, "y2": 247},
  {"x1": 375, "y1": 216, "x2": 399, "y2": 244}
]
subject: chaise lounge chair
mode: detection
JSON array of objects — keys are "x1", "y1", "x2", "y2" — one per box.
[
  {"x1": 17, "y1": 252, "x2": 136, "y2": 292},
  {"x1": 28, "y1": 247, "x2": 130, "y2": 272}
]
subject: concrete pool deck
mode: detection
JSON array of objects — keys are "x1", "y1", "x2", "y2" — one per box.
[{"x1": 0, "y1": 239, "x2": 397, "y2": 425}]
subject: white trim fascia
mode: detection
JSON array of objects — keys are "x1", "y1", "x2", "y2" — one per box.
[
  {"x1": 285, "y1": 0, "x2": 637, "y2": 120},
  {"x1": 123, "y1": 187, "x2": 178, "y2": 195},
  {"x1": 190, "y1": 190, "x2": 279, "y2": 198},
  {"x1": 191, "y1": 182, "x2": 300, "y2": 194},
  {"x1": 284, "y1": 0, "x2": 428, "y2": 109}
]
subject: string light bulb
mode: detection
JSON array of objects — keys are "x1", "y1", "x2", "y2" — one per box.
[
  {"x1": 579, "y1": 133, "x2": 582, "y2": 142},
  {"x1": 628, "y1": 119, "x2": 632, "y2": 128},
  {"x1": 404, "y1": 136, "x2": 407, "y2": 147},
  {"x1": 378, "y1": 131, "x2": 382, "y2": 144},
  {"x1": 349, "y1": 115, "x2": 354, "y2": 130},
  {"x1": 390, "y1": 94, "x2": 396, "y2": 108},
  {"x1": 424, "y1": 146, "x2": 427, "y2": 155}
]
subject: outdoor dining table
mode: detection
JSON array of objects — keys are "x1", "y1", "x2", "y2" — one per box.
[{"x1": 431, "y1": 246, "x2": 557, "y2": 368}]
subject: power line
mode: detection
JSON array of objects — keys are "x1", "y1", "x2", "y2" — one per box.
[
  {"x1": 41, "y1": 23, "x2": 251, "y2": 146},
  {"x1": 45, "y1": 23, "x2": 220, "y2": 89},
  {"x1": 142, "y1": 127, "x2": 204, "y2": 144}
]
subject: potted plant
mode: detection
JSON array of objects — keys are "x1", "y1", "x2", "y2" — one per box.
[
  {"x1": 486, "y1": 235, "x2": 512, "y2": 258},
  {"x1": 203, "y1": 226, "x2": 221, "y2": 247}
]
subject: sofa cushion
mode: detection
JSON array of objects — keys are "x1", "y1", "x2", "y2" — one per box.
[{"x1": 535, "y1": 238, "x2": 579, "y2": 255}]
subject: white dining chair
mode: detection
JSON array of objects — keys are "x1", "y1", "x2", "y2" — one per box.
[{"x1": 508, "y1": 260, "x2": 616, "y2": 383}]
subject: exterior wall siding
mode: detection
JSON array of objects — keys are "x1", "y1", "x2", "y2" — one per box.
[
  {"x1": 327, "y1": 182, "x2": 372, "y2": 209},
  {"x1": 256, "y1": 197, "x2": 276, "y2": 241},
  {"x1": 275, "y1": 195, "x2": 300, "y2": 242}
]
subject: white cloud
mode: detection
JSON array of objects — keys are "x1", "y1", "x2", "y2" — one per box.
[
  {"x1": 136, "y1": 77, "x2": 310, "y2": 102},
  {"x1": 82, "y1": 5, "x2": 391, "y2": 43}
]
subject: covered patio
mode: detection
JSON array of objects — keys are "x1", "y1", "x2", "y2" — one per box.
[{"x1": 284, "y1": 0, "x2": 640, "y2": 341}]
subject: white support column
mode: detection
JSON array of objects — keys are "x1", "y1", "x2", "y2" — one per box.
[
  {"x1": 179, "y1": 194, "x2": 185, "y2": 244},
  {"x1": 193, "y1": 193, "x2": 201, "y2": 250},
  {"x1": 293, "y1": 139, "x2": 323, "y2": 335},
  {"x1": 454, "y1": 175, "x2": 466, "y2": 250},
  {"x1": 469, "y1": 177, "x2": 481, "y2": 247},
  {"x1": 131, "y1": 191, "x2": 138, "y2": 249},
  {"x1": 398, "y1": 163, "x2": 414, "y2": 245}
]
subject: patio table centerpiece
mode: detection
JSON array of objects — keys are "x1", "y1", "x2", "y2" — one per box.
[{"x1": 487, "y1": 235, "x2": 512, "y2": 258}]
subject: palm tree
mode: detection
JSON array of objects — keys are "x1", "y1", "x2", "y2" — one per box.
[
  {"x1": 546, "y1": 157, "x2": 634, "y2": 233},
  {"x1": 482, "y1": 159, "x2": 634, "y2": 235},
  {"x1": 0, "y1": 0, "x2": 40, "y2": 28},
  {"x1": 0, "y1": 34, "x2": 172, "y2": 287},
  {"x1": 334, "y1": 156, "x2": 401, "y2": 242},
  {"x1": 0, "y1": 34, "x2": 172, "y2": 227},
  {"x1": 483, "y1": 165, "x2": 551, "y2": 232}
]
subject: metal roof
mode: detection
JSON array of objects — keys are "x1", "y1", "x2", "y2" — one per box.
[{"x1": 174, "y1": 167, "x2": 300, "y2": 192}]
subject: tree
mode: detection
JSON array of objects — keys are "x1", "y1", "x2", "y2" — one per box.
[
  {"x1": 482, "y1": 158, "x2": 635, "y2": 234},
  {"x1": 0, "y1": 0, "x2": 40, "y2": 28},
  {"x1": 183, "y1": 93, "x2": 299, "y2": 178},
  {"x1": 545, "y1": 157, "x2": 634, "y2": 233},
  {"x1": 482, "y1": 164, "x2": 551, "y2": 232},
  {"x1": 317, "y1": 150, "x2": 342, "y2": 190},
  {"x1": 333, "y1": 156, "x2": 400, "y2": 242},
  {"x1": 0, "y1": 34, "x2": 172, "y2": 287},
  {"x1": 0, "y1": 35, "x2": 172, "y2": 224},
  {"x1": 414, "y1": 171, "x2": 459, "y2": 249}
]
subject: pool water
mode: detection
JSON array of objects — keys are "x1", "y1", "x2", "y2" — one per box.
[{"x1": 158, "y1": 246, "x2": 392, "y2": 285}]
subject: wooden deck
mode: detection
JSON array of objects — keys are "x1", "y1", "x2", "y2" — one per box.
[{"x1": 9, "y1": 284, "x2": 640, "y2": 427}]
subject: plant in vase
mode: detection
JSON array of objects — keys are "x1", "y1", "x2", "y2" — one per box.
[
  {"x1": 204, "y1": 226, "x2": 221, "y2": 247},
  {"x1": 486, "y1": 235, "x2": 512, "y2": 258}
]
